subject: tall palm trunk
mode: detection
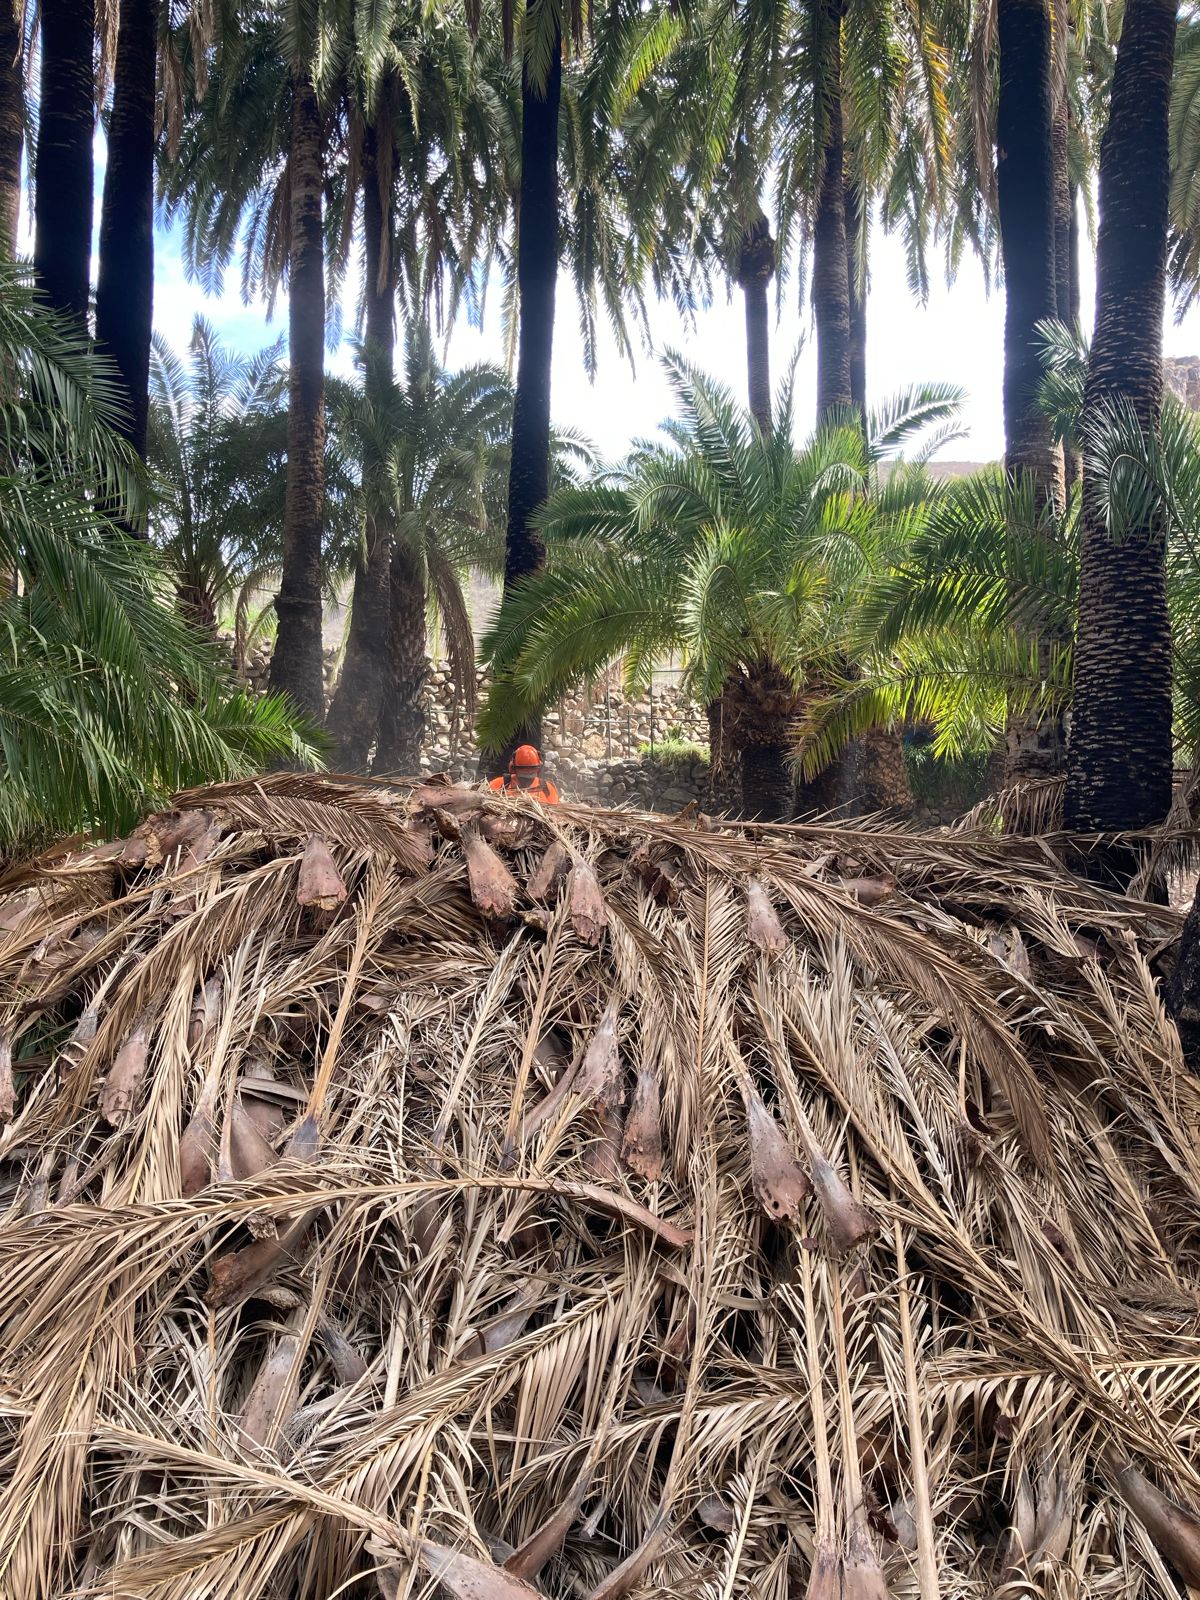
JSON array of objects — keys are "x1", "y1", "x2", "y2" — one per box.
[
  {"x1": 492, "y1": 5, "x2": 561, "y2": 772},
  {"x1": 0, "y1": 0, "x2": 22, "y2": 257},
  {"x1": 327, "y1": 126, "x2": 396, "y2": 768},
  {"x1": 812, "y1": 0, "x2": 850, "y2": 421},
  {"x1": 737, "y1": 209, "x2": 774, "y2": 431},
  {"x1": 845, "y1": 171, "x2": 867, "y2": 418},
  {"x1": 34, "y1": 0, "x2": 93, "y2": 328},
  {"x1": 1064, "y1": 0, "x2": 1176, "y2": 847},
  {"x1": 269, "y1": 68, "x2": 327, "y2": 723},
  {"x1": 996, "y1": 0, "x2": 1065, "y2": 782},
  {"x1": 95, "y1": 0, "x2": 156, "y2": 464},
  {"x1": 1051, "y1": 27, "x2": 1071, "y2": 325},
  {"x1": 374, "y1": 542, "x2": 426, "y2": 774}
]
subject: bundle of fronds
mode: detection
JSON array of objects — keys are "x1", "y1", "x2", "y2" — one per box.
[{"x1": 2, "y1": 776, "x2": 1200, "y2": 1600}]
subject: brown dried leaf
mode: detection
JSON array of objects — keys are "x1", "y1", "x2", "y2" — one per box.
[
  {"x1": 317, "y1": 1315, "x2": 368, "y2": 1384},
  {"x1": 743, "y1": 1083, "x2": 810, "y2": 1221},
  {"x1": 241, "y1": 1062, "x2": 291, "y2": 1143},
  {"x1": 841, "y1": 1527, "x2": 891, "y2": 1600},
  {"x1": 238, "y1": 1333, "x2": 301, "y2": 1451},
  {"x1": 528, "y1": 840, "x2": 570, "y2": 903},
  {"x1": 0, "y1": 1033, "x2": 14, "y2": 1122},
  {"x1": 747, "y1": 878, "x2": 787, "y2": 955},
  {"x1": 803, "y1": 1139, "x2": 877, "y2": 1254},
  {"x1": 1113, "y1": 1460, "x2": 1200, "y2": 1586},
  {"x1": 179, "y1": 1077, "x2": 218, "y2": 1197},
  {"x1": 498, "y1": 1178, "x2": 692, "y2": 1249},
  {"x1": 187, "y1": 977, "x2": 224, "y2": 1051},
  {"x1": 578, "y1": 1003, "x2": 620, "y2": 1099},
  {"x1": 0, "y1": 889, "x2": 36, "y2": 933},
  {"x1": 835, "y1": 873, "x2": 896, "y2": 907},
  {"x1": 462, "y1": 824, "x2": 517, "y2": 922},
  {"x1": 568, "y1": 861, "x2": 608, "y2": 945},
  {"x1": 221, "y1": 1095, "x2": 279, "y2": 1183},
  {"x1": 135, "y1": 808, "x2": 213, "y2": 869},
  {"x1": 505, "y1": 1455, "x2": 597, "y2": 1579},
  {"x1": 420, "y1": 1540, "x2": 546, "y2": 1600},
  {"x1": 207, "y1": 1210, "x2": 318, "y2": 1309},
  {"x1": 297, "y1": 836, "x2": 348, "y2": 910},
  {"x1": 101, "y1": 1017, "x2": 152, "y2": 1126},
  {"x1": 622, "y1": 1064, "x2": 663, "y2": 1180},
  {"x1": 806, "y1": 1541, "x2": 842, "y2": 1600},
  {"x1": 585, "y1": 1103, "x2": 625, "y2": 1182}
]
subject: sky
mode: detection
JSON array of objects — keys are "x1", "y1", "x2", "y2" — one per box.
[{"x1": 28, "y1": 133, "x2": 1200, "y2": 464}]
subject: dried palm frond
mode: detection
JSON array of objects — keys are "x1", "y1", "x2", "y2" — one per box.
[{"x1": 0, "y1": 776, "x2": 1199, "y2": 1600}]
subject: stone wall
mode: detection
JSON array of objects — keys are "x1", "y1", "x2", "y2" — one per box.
[
  {"x1": 422, "y1": 661, "x2": 717, "y2": 805},
  {"x1": 230, "y1": 634, "x2": 721, "y2": 808}
]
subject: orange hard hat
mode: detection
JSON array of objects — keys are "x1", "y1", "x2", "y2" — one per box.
[{"x1": 512, "y1": 744, "x2": 543, "y2": 769}]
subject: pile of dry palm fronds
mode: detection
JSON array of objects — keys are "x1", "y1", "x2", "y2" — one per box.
[{"x1": 3, "y1": 774, "x2": 1200, "y2": 1600}]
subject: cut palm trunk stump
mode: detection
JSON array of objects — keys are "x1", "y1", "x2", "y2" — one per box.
[{"x1": 0, "y1": 773, "x2": 1197, "y2": 1600}]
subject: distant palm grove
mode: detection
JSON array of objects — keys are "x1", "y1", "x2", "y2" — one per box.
[{"x1": 1, "y1": 0, "x2": 1198, "y2": 857}]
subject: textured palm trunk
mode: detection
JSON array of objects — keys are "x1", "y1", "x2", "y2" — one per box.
[
  {"x1": 812, "y1": 0, "x2": 851, "y2": 421},
  {"x1": 176, "y1": 582, "x2": 217, "y2": 638},
  {"x1": 737, "y1": 210, "x2": 774, "y2": 431},
  {"x1": 491, "y1": 11, "x2": 562, "y2": 774},
  {"x1": 845, "y1": 171, "x2": 867, "y2": 419},
  {"x1": 326, "y1": 128, "x2": 395, "y2": 769},
  {"x1": 740, "y1": 743, "x2": 793, "y2": 822},
  {"x1": 1065, "y1": 0, "x2": 1176, "y2": 851},
  {"x1": 34, "y1": 0, "x2": 93, "y2": 328},
  {"x1": 1064, "y1": 173, "x2": 1083, "y2": 490},
  {"x1": 269, "y1": 69, "x2": 327, "y2": 723},
  {"x1": 996, "y1": 0, "x2": 1066, "y2": 784},
  {"x1": 0, "y1": 0, "x2": 23, "y2": 257},
  {"x1": 95, "y1": 0, "x2": 156, "y2": 466},
  {"x1": 374, "y1": 542, "x2": 426, "y2": 775}
]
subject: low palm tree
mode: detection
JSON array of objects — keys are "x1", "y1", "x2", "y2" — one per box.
[
  {"x1": 480, "y1": 352, "x2": 959, "y2": 819},
  {"x1": 0, "y1": 264, "x2": 319, "y2": 850},
  {"x1": 326, "y1": 323, "x2": 515, "y2": 774},
  {"x1": 808, "y1": 340, "x2": 1200, "y2": 792},
  {"x1": 147, "y1": 318, "x2": 357, "y2": 649}
]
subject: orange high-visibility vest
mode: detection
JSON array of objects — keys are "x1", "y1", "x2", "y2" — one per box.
[{"x1": 488, "y1": 773, "x2": 561, "y2": 804}]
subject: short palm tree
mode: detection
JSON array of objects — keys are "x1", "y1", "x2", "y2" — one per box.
[
  {"x1": 480, "y1": 351, "x2": 960, "y2": 819},
  {"x1": 808, "y1": 323, "x2": 1200, "y2": 789},
  {"x1": 147, "y1": 317, "x2": 358, "y2": 652},
  {"x1": 0, "y1": 264, "x2": 319, "y2": 851},
  {"x1": 327, "y1": 323, "x2": 516, "y2": 773}
]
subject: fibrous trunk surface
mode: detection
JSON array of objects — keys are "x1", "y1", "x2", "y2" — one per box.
[{"x1": 0, "y1": 777, "x2": 1197, "y2": 1599}]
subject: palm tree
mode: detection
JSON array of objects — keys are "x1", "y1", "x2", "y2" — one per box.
[
  {"x1": 0, "y1": 262, "x2": 318, "y2": 849},
  {"x1": 327, "y1": 323, "x2": 513, "y2": 774},
  {"x1": 1065, "y1": 0, "x2": 1177, "y2": 845},
  {"x1": 480, "y1": 353, "x2": 959, "y2": 819},
  {"x1": 148, "y1": 317, "x2": 358, "y2": 644},
  {"x1": 323, "y1": 1, "x2": 511, "y2": 768},
  {"x1": 163, "y1": 0, "x2": 331, "y2": 720},
  {"x1": 95, "y1": 0, "x2": 158, "y2": 461},
  {"x1": 34, "y1": 0, "x2": 93, "y2": 327},
  {"x1": 495, "y1": 0, "x2": 564, "y2": 767},
  {"x1": 269, "y1": 58, "x2": 328, "y2": 721}
]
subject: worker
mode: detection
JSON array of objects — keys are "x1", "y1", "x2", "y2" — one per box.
[{"x1": 488, "y1": 744, "x2": 561, "y2": 804}]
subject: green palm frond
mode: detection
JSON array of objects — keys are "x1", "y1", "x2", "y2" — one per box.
[{"x1": 0, "y1": 264, "x2": 319, "y2": 852}]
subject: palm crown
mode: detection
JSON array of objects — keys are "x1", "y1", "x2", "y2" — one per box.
[{"x1": 480, "y1": 350, "x2": 960, "y2": 812}]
